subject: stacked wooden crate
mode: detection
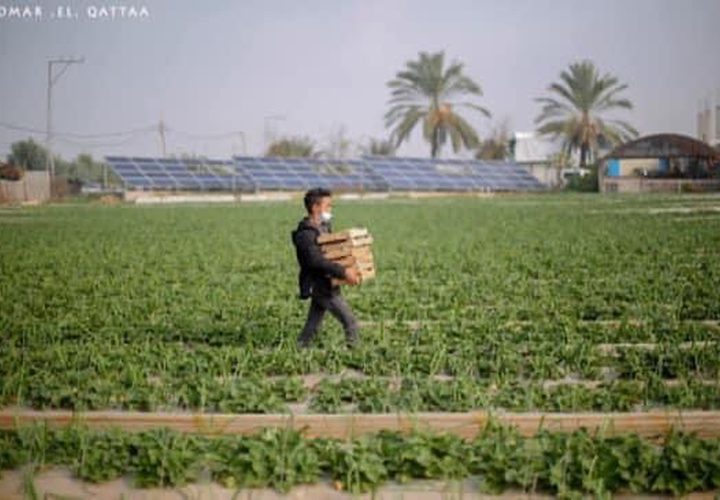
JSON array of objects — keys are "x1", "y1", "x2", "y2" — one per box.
[{"x1": 317, "y1": 228, "x2": 375, "y2": 286}]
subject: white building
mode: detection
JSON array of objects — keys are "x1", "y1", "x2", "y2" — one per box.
[
  {"x1": 512, "y1": 132, "x2": 584, "y2": 188},
  {"x1": 697, "y1": 90, "x2": 720, "y2": 148}
]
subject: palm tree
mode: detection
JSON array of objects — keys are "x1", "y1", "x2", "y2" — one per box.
[
  {"x1": 534, "y1": 60, "x2": 638, "y2": 168},
  {"x1": 385, "y1": 51, "x2": 491, "y2": 158}
]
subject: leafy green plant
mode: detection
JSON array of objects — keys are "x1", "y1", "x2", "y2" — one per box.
[
  {"x1": 130, "y1": 429, "x2": 206, "y2": 487},
  {"x1": 211, "y1": 428, "x2": 320, "y2": 492}
]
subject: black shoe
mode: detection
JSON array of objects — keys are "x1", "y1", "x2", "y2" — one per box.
[{"x1": 345, "y1": 337, "x2": 359, "y2": 349}]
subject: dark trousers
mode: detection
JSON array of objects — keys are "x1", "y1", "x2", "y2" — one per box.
[{"x1": 298, "y1": 293, "x2": 359, "y2": 346}]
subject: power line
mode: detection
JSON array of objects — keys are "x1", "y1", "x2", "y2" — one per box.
[
  {"x1": 0, "y1": 121, "x2": 244, "y2": 141},
  {"x1": 0, "y1": 121, "x2": 156, "y2": 139},
  {"x1": 55, "y1": 133, "x2": 148, "y2": 149},
  {"x1": 0, "y1": 120, "x2": 248, "y2": 154},
  {"x1": 166, "y1": 126, "x2": 241, "y2": 140}
]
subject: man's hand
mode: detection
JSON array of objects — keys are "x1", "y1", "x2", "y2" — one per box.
[{"x1": 344, "y1": 266, "x2": 361, "y2": 285}]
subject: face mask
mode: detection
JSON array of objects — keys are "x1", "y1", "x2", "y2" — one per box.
[{"x1": 320, "y1": 211, "x2": 332, "y2": 222}]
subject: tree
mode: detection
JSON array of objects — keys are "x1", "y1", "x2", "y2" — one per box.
[
  {"x1": 534, "y1": 60, "x2": 638, "y2": 168},
  {"x1": 56, "y1": 153, "x2": 106, "y2": 184},
  {"x1": 7, "y1": 138, "x2": 48, "y2": 171},
  {"x1": 265, "y1": 136, "x2": 316, "y2": 157},
  {"x1": 475, "y1": 122, "x2": 510, "y2": 160},
  {"x1": 385, "y1": 51, "x2": 490, "y2": 158},
  {"x1": 361, "y1": 138, "x2": 396, "y2": 157}
]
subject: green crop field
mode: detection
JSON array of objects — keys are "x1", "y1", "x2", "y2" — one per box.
[{"x1": 2, "y1": 192, "x2": 720, "y2": 495}]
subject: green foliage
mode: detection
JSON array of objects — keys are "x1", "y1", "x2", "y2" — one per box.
[
  {"x1": 362, "y1": 137, "x2": 395, "y2": 156},
  {"x1": 321, "y1": 436, "x2": 388, "y2": 493},
  {"x1": 1, "y1": 197, "x2": 719, "y2": 414},
  {"x1": 535, "y1": 60, "x2": 638, "y2": 167},
  {"x1": 0, "y1": 430, "x2": 27, "y2": 472},
  {"x1": 7, "y1": 138, "x2": 48, "y2": 171},
  {"x1": 265, "y1": 136, "x2": 316, "y2": 157},
  {"x1": 130, "y1": 429, "x2": 206, "y2": 487},
  {"x1": 1, "y1": 195, "x2": 719, "y2": 495},
  {"x1": 56, "y1": 153, "x2": 112, "y2": 184},
  {"x1": 475, "y1": 123, "x2": 510, "y2": 160},
  {"x1": 211, "y1": 429, "x2": 321, "y2": 492},
  {"x1": 74, "y1": 428, "x2": 132, "y2": 482},
  {"x1": 385, "y1": 51, "x2": 490, "y2": 157},
  {"x1": 1, "y1": 424, "x2": 719, "y2": 496},
  {"x1": 564, "y1": 164, "x2": 599, "y2": 192}
]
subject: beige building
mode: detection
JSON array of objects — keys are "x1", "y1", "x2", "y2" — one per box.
[{"x1": 599, "y1": 134, "x2": 720, "y2": 193}]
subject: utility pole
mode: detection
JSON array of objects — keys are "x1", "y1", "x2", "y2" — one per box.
[
  {"x1": 45, "y1": 57, "x2": 84, "y2": 192},
  {"x1": 158, "y1": 119, "x2": 167, "y2": 157},
  {"x1": 231, "y1": 132, "x2": 246, "y2": 198}
]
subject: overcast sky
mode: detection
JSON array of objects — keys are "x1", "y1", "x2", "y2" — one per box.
[{"x1": 1, "y1": 0, "x2": 718, "y2": 161}]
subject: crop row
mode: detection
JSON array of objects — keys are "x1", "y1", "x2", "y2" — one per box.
[
  {"x1": 2, "y1": 422, "x2": 719, "y2": 497},
  {"x1": 4, "y1": 334, "x2": 719, "y2": 380},
  {"x1": 4, "y1": 317, "x2": 720, "y2": 349},
  {"x1": 3, "y1": 370, "x2": 719, "y2": 413}
]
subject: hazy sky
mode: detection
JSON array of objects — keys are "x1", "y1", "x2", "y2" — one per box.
[{"x1": 1, "y1": 0, "x2": 719, "y2": 160}]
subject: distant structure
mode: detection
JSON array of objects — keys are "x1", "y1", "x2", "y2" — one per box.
[
  {"x1": 511, "y1": 132, "x2": 582, "y2": 188},
  {"x1": 104, "y1": 155, "x2": 546, "y2": 201},
  {"x1": 599, "y1": 134, "x2": 720, "y2": 193},
  {"x1": 697, "y1": 90, "x2": 720, "y2": 148}
]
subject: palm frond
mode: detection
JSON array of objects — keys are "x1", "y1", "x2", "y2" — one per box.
[
  {"x1": 384, "y1": 50, "x2": 489, "y2": 157},
  {"x1": 534, "y1": 60, "x2": 637, "y2": 166}
]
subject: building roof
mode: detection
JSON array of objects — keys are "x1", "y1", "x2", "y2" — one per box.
[{"x1": 602, "y1": 134, "x2": 720, "y2": 161}]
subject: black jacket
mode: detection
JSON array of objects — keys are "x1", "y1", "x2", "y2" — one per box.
[{"x1": 291, "y1": 217, "x2": 347, "y2": 299}]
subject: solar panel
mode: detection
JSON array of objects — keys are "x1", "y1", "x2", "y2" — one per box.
[
  {"x1": 105, "y1": 156, "x2": 256, "y2": 192},
  {"x1": 106, "y1": 155, "x2": 544, "y2": 193},
  {"x1": 362, "y1": 156, "x2": 543, "y2": 192},
  {"x1": 233, "y1": 157, "x2": 389, "y2": 191}
]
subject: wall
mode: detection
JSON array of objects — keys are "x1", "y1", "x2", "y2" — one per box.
[
  {"x1": 601, "y1": 177, "x2": 720, "y2": 193},
  {"x1": 521, "y1": 163, "x2": 561, "y2": 188},
  {"x1": 0, "y1": 171, "x2": 51, "y2": 204}
]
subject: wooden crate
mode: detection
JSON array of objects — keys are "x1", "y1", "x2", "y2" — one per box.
[
  {"x1": 318, "y1": 227, "x2": 375, "y2": 286},
  {"x1": 316, "y1": 228, "x2": 370, "y2": 245}
]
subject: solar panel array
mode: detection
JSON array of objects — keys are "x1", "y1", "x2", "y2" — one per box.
[
  {"x1": 105, "y1": 155, "x2": 544, "y2": 192},
  {"x1": 104, "y1": 157, "x2": 255, "y2": 192},
  {"x1": 232, "y1": 157, "x2": 388, "y2": 191},
  {"x1": 364, "y1": 156, "x2": 544, "y2": 191}
]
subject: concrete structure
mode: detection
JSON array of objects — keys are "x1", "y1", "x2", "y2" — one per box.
[
  {"x1": 512, "y1": 132, "x2": 559, "y2": 187},
  {"x1": 599, "y1": 134, "x2": 720, "y2": 193},
  {"x1": 511, "y1": 132, "x2": 588, "y2": 188},
  {"x1": 697, "y1": 90, "x2": 720, "y2": 148}
]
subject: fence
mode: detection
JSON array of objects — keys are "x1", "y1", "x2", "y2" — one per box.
[{"x1": 0, "y1": 171, "x2": 51, "y2": 203}]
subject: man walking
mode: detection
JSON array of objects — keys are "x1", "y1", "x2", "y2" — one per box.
[{"x1": 291, "y1": 188, "x2": 361, "y2": 348}]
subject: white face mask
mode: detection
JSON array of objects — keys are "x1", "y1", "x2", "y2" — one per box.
[{"x1": 320, "y1": 211, "x2": 332, "y2": 222}]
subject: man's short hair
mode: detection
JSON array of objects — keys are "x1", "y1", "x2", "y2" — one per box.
[{"x1": 304, "y1": 187, "x2": 332, "y2": 213}]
